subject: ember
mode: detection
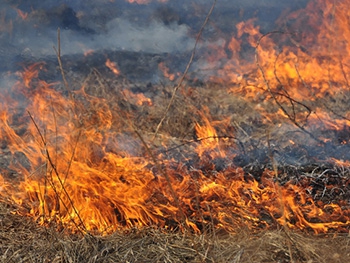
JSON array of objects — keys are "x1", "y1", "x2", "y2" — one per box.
[{"x1": 0, "y1": 0, "x2": 350, "y2": 238}]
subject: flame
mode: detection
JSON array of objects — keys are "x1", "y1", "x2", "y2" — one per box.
[
  {"x1": 158, "y1": 62, "x2": 176, "y2": 81},
  {"x1": 83, "y1": 50, "x2": 94, "y2": 57},
  {"x1": 1, "y1": 63, "x2": 348, "y2": 235},
  {"x1": 105, "y1": 59, "x2": 120, "y2": 75},
  {"x1": 1, "y1": 0, "x2": 350, "y2": 235},
  {"x1": 209, "y1": 0, "x2": 349, "y2": 101},
  {"x1": 15, "y1": 8, "x2": 28, "y2": 20},
  {"x1": 194, "y1": 107, "x2": 226, "y2": 159},
  {"x1": 18, "y1": 63, "x2": 44, "y2": 88},
  {"x1": 122, "y1": 89, "x2": 153, "y2": 106}
]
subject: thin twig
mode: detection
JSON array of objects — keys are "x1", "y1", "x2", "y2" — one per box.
[
  {"x1": 62, "y1": 129, "x2": 81, "y2": 186},
  {"x1": 92, "y1": 67, "x2": 190, "y2": 231},
  {"x1": 153, "y1": 0, "x2": 217, "y2": 140},
  {"x1": 255, "y1": 31, "x2": 324, "y2": 144},
  {"x1": 159, "y1": 135, "x2": 236, "y2": 154},
  {"x1": 273, "y1": 52, "x2": 312, "y2": 125},
  {"x1": 133, "y1": 128, "x2": 189, "y2": 230},
  {"x1": 53, "y1": 28, "x2": 73, "y2": 101},
  {"x1": 339, "y1": 57, "x2": 350, "y2": 88},
  {"x1": 28, "y1": 111, "x2": 87, "y2": 235},
  {"x1": 49, "y1": 96, "x2": 61, "y2": 215}
]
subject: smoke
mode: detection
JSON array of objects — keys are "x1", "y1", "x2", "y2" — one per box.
[
  {"x1": 0, "y1": 0, "x2": 309, "y2": 79},
  {"x1": 8, "y1": 18, "x2": 193, "y2": 58},
  {"x1": 56, "y1": 18, "x2": 194, "y2": 55},
  {"x1": 0, "y1": 2, "x2": 194, "y2": 66}
]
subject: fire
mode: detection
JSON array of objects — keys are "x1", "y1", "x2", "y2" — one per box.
[
  {"x1": 1, "y1": 0, "x2": 350, "y2": 236},
  {"x1": 0, "y1": 58, "x2": 349, "y2": 235},
  {"x1": 19, "y1": 63, "x2": 44, "y2": 88},
  {"x1": 194, "y1": 107, "x2": 227, "y2": 159},
  {"x1": 84, "y1": 50, "x2": 94, "y2": 57},
  {"x1": 210, "y1": 0, "x2": 349, "y2": 103},
  {"x1": 122, "y1": 89, "x2": 153, "y2": 106},
  {"x1": 105, "y1": 59, "x2": 120, "y2": 75},
  {"x1": 158, "y1": 62, "x2": 176, "y2": 81},
  {"x1": 15, "y1": 8, "x2": 28, "y2": 20}
]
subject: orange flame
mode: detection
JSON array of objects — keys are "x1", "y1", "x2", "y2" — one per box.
[
  {"x1": 105, "y1": 59, "x2": 120, "y2": 75},
  {"x1": 0, "y1": 64, "x2": 349, "y2": 234},
  {"x1": 195, "y1": 107, "x2": 223, "y2": 158},
  {"x1": 83, "y1": 49, "x2": 94, "y2": 57},
  {"x1": 18, "y1": 63, "x2": 44, "y2": 88},
  {"x1": 15, "y1": 9, "x2": 28, "y2": 20},
  {"x1": 1, "y1": 0, "x2": 350, "y2": 236},
  {"x1": 1, "y1": 62, "x2": 348, "y2": 235},
  {"x1": 122, "y1": 89, "x2": 153, "y2": 106},
  {"x1": 158, "y1": 62, "x2": 176, "y2": 81}
]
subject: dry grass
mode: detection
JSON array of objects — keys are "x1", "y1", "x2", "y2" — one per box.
[
  {"x1": 1, "y1": 202, "x2": 349, "y2": 263},
  {"x1": 1, "y1": 75, "x2": 350, "y2": 262},
  {"x1": 2, "y1": 46, "x2": 350, "y2": 262},
  {"x1": 2, "y1": 2, "x2": 350, "y2": 260}
]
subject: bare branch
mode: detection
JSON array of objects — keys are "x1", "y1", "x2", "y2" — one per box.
[
  {"x1": 28, "y1": 111, "x2": 87, "y2": 235},
  {"x1": 255, "y1": 31, "x2": 324, "y2": 144},
  {"x1": 153, "y1": 0, "x2": 217, "y2": 140},
  {"x1": 53, "y1": 28, "x2": 73, "y2": 101}
]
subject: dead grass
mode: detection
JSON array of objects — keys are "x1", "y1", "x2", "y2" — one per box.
[
  {"x1": 2, "y1": 50, "x2": 350, "y2": 262},
  {"x1": 1, "y1": 77, "x2": 350, "y2": 262},
  {"x1": 0, "y1": 202, "x2": 349, "y2": 263}
]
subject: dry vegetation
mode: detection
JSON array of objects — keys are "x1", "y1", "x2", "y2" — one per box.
[
  {"x1": 2, "y1": 36, "x2": 350, "y2": 261},
  {"x1": 1, "y1": 202, "x2": 349, "y2": 263},
  {"x1": 1, "y1": 73, "x2": 350, "y2": 262},
  {"x1": 2, "y1": 44, "x2": 350, "y2": 263},
  {"x1": 2, "y1": 1, "x2": 350, "y2": 262}
]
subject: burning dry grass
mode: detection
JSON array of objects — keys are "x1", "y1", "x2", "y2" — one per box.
[
  {"x1": 1, "y1": 67, "x2": 350, "y2": 262},
  {"x1": 2, "y1": 1, "x2": 350, "y2": 262},
  {"x1": 0, "y1": 65, "x2": 349, "y2": 261},
  {"x1": 1, "y1": 202, "x2": 349, "y2": 263}
]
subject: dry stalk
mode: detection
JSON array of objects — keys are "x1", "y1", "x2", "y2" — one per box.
[
  {"x1": 27, "y1": 111, "x2": 87, "y2": 235},
  {"x1": 273, "y1": 52, "x2": 312, "y2": 124},
  {"x1": 134, "y1": 128, "x2": 189, "y2": 231},
  {"x1": 267, "y1": 126, "x2": 294, "y2": 262},
  {"x1": 53, "y1": 28, "x2": 73, "y2": 102},
  {"x1": 162, "y1": 135, "x2": 236, "y2": 154},
  {"x1": 255, "y1": 31, "x2": 323, "y2": 144},
  {"x1": 91, "y1": 69, "x2": 190, "y2": 231},
  {"x1": 46, "y1": 28, "x2": 96, "y2": 236},
  {"x1": 153, "y1": 0, "x2": 217, "y2": 140}
]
